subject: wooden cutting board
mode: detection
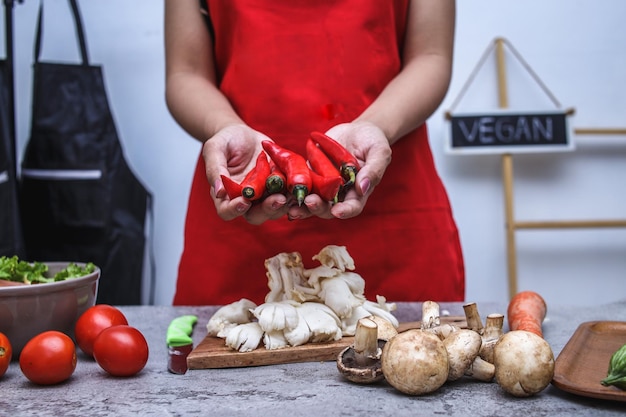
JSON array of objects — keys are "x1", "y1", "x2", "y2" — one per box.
[{"x1": 187, "y1": 316, "x2": 466, "y2": 369}]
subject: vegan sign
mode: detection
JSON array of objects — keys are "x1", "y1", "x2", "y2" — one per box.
[{"x1": 445, "y1": 110, "x2": 574, "y2": 154}]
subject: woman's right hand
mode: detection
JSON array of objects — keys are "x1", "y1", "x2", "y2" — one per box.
[{"x1": 204, "y1": 124, "x2": 290, "y2": 223}]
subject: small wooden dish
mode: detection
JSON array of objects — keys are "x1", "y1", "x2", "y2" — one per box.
[{"x1": 552, "y1": 321, "x2": 626, "y2": 402}]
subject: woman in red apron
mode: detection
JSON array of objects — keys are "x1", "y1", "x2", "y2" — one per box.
[{"x1": 165, "y1": 0, "x2": 464, "y2": 306}]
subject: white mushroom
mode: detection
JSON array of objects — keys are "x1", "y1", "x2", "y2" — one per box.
[
  {"x1": 312, "y1": 245, "x2": 355, "y2": 271},
  {"x1": 381, "y1": 330, "x2": 449, "y2": 395},
  {"x1": 338, "y1": 295, "x2": 398, "y2": 337},
  {"x1": 297, "y1": 302, "x2": 342, "y2": 343},
  {"x1": 263, "y1": 329, "x2": 289, "y2": 350},
  {"x1": 493, "y1": 330, "x2": 555, "y2": 397},
  {"x1": 317, "y1": 274, "x2": 365, "y2": 319},
  {"x1": 283, "y1": 307, "x2": 313, "y2": 347},
  {"x1": 264, "y1": 251, "x2": 307, "y2": 302},
  {"x1": 224, "y1": 322, "x2": 264, "y2": 352},
  {"x1": 362, "y1": 296, "x2": 399, "y2": 328},
  {"x1": 206, "y1": 298, "x2": 257, "y2": 338},
  {"x1": 251, "y1": 300, "x2": 300, "y2": 332},
  {"x1": 339, "y1": 305, "x2": 374, "y2": 336}
]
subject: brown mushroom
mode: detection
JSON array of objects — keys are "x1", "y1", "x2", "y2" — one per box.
[
  {"x1": 381, "y1": 329, "x2": 449, "y2": 395},
  {"x1": 368, "y1": 315, "x2": 398, "y2": 341},
  {"x1": 337, "y1": 317, "x2": 385, "y2": 384},
  {"x1": 493, "y1": 330, "x2": 555, "y2": 397},
  {"x1": 443, "y1": 329, "x2": 495, "y2": 382}
]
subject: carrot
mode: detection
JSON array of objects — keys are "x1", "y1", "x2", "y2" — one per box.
[{"x1": 507, "y1": 291, "x2": 547, "y2": 338}]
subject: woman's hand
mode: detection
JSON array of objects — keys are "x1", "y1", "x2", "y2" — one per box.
[
  {"x1": 204, "y1": 124, "x2": 291, "y2": 224},
  {"x1": 291, "y1": 121, "x2": 392, "y2": 220}
]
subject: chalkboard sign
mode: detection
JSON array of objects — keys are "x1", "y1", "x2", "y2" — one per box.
[{"x1": 445, "y1": 110, "x2": 574, "y2": 154}]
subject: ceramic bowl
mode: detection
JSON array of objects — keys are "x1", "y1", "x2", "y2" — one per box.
[{"x1": 0, "y1": 262, "x2": 100, "y2": 355}]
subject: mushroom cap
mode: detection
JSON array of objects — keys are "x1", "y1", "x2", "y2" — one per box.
[
  {"x1": 493, "y1": 330, "x2": 555, "y2": 397},
  {"x1": 368, "y1": 315, "x2": 399, "y2": 341},
  {"x1": 381, "y1": 330, "x2": 448, "y2": 395},
  {"x1": 443, "y1": 329, "x2": 483, "y2": 381},
  {"x1": 336, "y1": 341, "x2": 386, "y2": 384}
]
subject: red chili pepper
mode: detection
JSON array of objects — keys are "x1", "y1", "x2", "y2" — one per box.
[
  {"x1": 306, "y1": 138, "x2": 341, "y2": 178},
  {"x1": 309, "y1": 168, "x2": 343, "y2": 202},
  {"x1": 241, "y1": 151, "x2": 271, "y2": 200},
  {"x1": 265, "y1": 159, "x2": 286, "y2": 195},
  {"x1": 310, "y1": 131, "x2": 360, "y2": 186},
  {"x1": 262, "y1": 140, "x2": 312, "y2": 206},
  {"x1": 220, "y1": 175, "x2": 243, "y2": 199}
]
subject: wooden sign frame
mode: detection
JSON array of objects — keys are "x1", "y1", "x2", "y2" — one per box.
[
  {"x1": 445, "y1": 109, "x2": 575, "y2": 155},
  {"x1": 445, "y1": 37, "x2": 626, "y2": 299}
]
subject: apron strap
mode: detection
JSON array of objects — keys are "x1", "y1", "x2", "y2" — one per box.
[{"x1": 34, "y1": 0, "x2": 90, "y2": 66}]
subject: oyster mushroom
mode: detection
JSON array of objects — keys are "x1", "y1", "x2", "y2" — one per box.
[
  {"x1": 206, "y1": 298, "x2": 257, "y2": 338},
  {"x1": 224, "y1": 322, "x2": 264, "y2": 352}
]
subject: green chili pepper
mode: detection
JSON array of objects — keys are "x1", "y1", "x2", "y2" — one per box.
[{"x1": 601, "y1": 343, "x2": 626, "y2": 390}]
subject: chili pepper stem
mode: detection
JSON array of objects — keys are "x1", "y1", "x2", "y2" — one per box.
[
  {"x1": 265, "y1": 176, "x2": 285, "y2": 195},
  {"x1": 293, "y1": 185, "x2": 308, "y2": 206},
  {"x1": 242, "y1": 187, "x2": 256, "y2": 199},
  {"x1": 342, "y1": 166, "x2": 357, "y2": 187}
]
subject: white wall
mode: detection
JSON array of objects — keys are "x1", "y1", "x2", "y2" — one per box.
[{"x1": 3, "y1": 1, "x2": 625, "y2": 307}]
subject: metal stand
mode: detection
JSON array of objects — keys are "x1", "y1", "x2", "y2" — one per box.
[{"x1": 3, "y1": 0, "x2": 23, "y2": 179}]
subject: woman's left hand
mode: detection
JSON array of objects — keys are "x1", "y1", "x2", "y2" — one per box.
[{"x1": 289, "y1": 121, "x2": 392, "y2": 220}]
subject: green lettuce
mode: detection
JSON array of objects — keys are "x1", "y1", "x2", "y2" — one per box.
[{"x1": 0, "y1": 256, "x2": 95, "y2": 285}]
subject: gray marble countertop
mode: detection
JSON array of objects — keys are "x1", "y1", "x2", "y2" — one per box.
[{"x1": 2, "y1": 300, "x2": 625, "y2": 416}]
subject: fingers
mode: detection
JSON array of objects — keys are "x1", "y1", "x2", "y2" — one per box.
[
  {"x1": 242, "y1": 194, "x2": 290, "y2": 225},
  {"x1": 302, "y1": 194, "x2": 335, "y2": 219}
]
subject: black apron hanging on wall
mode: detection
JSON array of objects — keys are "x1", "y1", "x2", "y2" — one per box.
[
  {"x1": 0, "y1": 58, "x2": 25, "y2": 258},
  {"x1": 20, "y1": 0, "x2": 151, "y2": 305}
]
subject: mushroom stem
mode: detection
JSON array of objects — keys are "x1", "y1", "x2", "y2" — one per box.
[
  {"x1": 480, "y1": 313, "x2": 504, "y2": 364},
  {"x1": 464, "y1": 356, "x2": 496, "y2": 382},
  {"x1": 483, "y1": 313, "x2": 504, "y2": 339},
  {"x1": 353, "y1": 318, "x2": 381, "y2": 366},
  {"x1": 421, "y1": 301, "x2": 441, "y2": 330},
  {"x1": 463, "y1": 302, "x2": 484, "y2": 334}
]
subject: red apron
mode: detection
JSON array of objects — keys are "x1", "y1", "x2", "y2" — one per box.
[{"x1": 173, "y1": 0, "x2": 465, "y2": 305}]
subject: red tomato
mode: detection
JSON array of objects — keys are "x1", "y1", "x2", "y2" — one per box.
[
  {"x1": 75, "y1": 304, "x2": 128, "y2": 357},
  {"x1": 19, "y1": 331, "x2": 76, "y2": 385},
  {"x1": 93, "y1": 325, "x2": 149, "y2": 377},
  {"x1": 0, "y1": 332, "x2": 12, "y2": 378}
]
